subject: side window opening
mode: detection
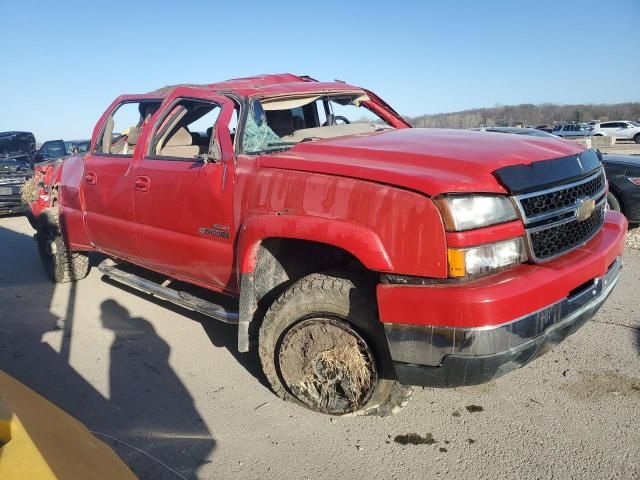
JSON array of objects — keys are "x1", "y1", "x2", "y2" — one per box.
[
  {"x1": 96, "y1": 100, "x2": 162, "y2": 155},
  {"x1": 150, "y1": 99, "x2": 224, "y2": 160}
]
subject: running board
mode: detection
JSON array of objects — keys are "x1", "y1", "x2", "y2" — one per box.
[{"x1": 98, "y1": 259, "x2": 239, "y2": 324}]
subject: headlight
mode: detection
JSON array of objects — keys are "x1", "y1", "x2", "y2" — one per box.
[
  {"x1": 447, "y1": 238, "x2": 527, "y2": 278},
  {"x1": 627, "y1": 177, "x2": 640, "y2": 186},
  {"x1": 434, "y1": 195, "x2": 518, "y2": 231}
]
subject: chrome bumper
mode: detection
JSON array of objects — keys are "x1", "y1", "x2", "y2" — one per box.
[{"x1": 385, "y1": 257, "x2": 622, "y2": 368}]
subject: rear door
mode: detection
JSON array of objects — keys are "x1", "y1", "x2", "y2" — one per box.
[
  {"x1": 618, "y1": 122, "x2": 633, "y2": 139},
  {"x1": 82, "y1": 97, "x2": 162, "y2": 260},
  {"x1": 132, "y1": 90, "x2": 238, "y2": 292}
]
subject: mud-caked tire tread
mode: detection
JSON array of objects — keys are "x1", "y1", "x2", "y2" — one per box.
[
  {"x1": 37, "y1": 208, "x2": 89, "y2": 283},
  {"x1": 259, "y1": 272, "x2": 412, "y2": 416}
]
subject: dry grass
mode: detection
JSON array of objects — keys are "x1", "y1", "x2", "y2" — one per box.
[
  {"x1": 20, "y1": 178, "x2": 40, "y2": 204},
  {"x1": 298, "y1": 344, "x2": 372, "y2": 405}
]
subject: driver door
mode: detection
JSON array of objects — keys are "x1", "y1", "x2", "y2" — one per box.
[{"x1": 132, "y1": 91, "x2": 238, "y2": 293}]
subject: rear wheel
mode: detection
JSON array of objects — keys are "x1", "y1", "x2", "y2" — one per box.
[
  {"x1": 634, "y1": 133, "x2": 640, "y2": 144},
  {"x1": 37, "y1": 208, "x2": 89, "y2": 283},
  {"x1": 259, "y1": 273, "x2": 412, "y2": 416}
]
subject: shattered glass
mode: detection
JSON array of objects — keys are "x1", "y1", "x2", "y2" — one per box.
[{"x1": 242, "y1": 100, "x2": 285, "y2": 154}]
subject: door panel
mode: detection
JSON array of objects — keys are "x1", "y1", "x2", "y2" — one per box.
[
  {"x1": 133, "y1": 160, "x2": 235, "y2": 289},
  {"x1": 82, "y1": 153, "x2": 138, "y2": 258}
]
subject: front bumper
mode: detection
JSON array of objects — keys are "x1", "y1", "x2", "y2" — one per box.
[
  {"x1": 385, "y1": 257, "x2": 621, "y2": 387},
  {"x1": 0, "y1": 195, "x2": 27, "y2": 215},
  {"x1": 617, "y1": 182, "x2": 640, "y2": 222},
  {"x1": 378, "y1": 212, "x2": 627, "y2": 388}
]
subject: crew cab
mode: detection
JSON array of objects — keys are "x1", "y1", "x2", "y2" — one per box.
[
  {"x1": 29, "y1": 74, "x2": 627, "y2": 416},
  {"x1": 34, "y1": 139, "x2": 91, "y2": 163}
]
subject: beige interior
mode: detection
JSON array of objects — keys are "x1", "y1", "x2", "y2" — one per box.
[
  {"x1": 280, "y1": 124, "x2": 383, "y2": 142},
  {"x1": 160, "y1": 127, "x2": 200, "y2": 157},
  {"x1": 261, "y1": 93, "x2": 370, "y2": 111}
]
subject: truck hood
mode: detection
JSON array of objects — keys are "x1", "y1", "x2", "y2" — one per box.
[
  {"x1": 259, "y1": 128, "x2": 585, "y2": 196},
  {"x1": 601, "y1": 153, "x2": 640, "y2": 168}
]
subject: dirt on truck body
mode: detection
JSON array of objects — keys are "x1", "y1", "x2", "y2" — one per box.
[{"x1": 28, "y1": 73, "x2": 626, "y2": 415}]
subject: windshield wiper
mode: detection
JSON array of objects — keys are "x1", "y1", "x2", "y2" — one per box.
[
  {"x1": 248, "y1": 145, "x2": 293, "y2": 155},
  {"x1": 267, "y1": 137, "x2": 320, "y2": 147}
]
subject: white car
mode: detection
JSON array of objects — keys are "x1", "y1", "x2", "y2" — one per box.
[{"x1": 592, "y1": 121, "x2": 640, "y2": 143}]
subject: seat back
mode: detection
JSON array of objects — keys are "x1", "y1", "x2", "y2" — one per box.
[
  {"x1": 266, "y1": 110, "x2": 295, "y2": 137},
  {"x1": 160, "y1": 127, "x2": 200, "y2": 157}
]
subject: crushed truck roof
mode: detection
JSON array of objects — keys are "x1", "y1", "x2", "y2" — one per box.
[{"x1": 148, "y1": 73, "x2": 362, "y2": 98}]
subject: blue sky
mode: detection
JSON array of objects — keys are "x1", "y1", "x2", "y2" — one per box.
[{"x1": 1, "y1": 0, "x2": 639, "y2": 141}]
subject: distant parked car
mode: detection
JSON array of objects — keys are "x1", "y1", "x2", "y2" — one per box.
[
  {"x1": 600, "y1": 153, "x2": 640, "y2": 224},
  {"x1": 534, "y1": 125, "x2": 553, "y2": 133},
  {"x1": 0, "y1": 131, "x2": 35, "y2": 215},
  {"x1": 0, "y1": 131, "x2": 36, "y2": 166},
  {"x1": 35, "y1": 139, "x2": 90, "y2": 163},
  {"x1": 473, "y1": 127, "x2": 559, "y2": 138},
  {"x1": 592, "y1": 121, "x2": 640, "y2": 143},
  {"x1": 551, "y1": 123, "x2": 595, "y2": 138}
]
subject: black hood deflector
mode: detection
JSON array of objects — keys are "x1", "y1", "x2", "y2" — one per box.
[{"x1": 493, "y1": 149, "x2": 602, "y2": 194}]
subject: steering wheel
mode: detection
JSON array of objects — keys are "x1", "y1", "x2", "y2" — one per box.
[{"x1": 322, "y1": 115, "x2": 351, "y2": 126}]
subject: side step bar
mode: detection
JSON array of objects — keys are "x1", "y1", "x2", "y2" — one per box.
[{"x1": 98, "y1": 259, "x2": 239, "y2": 324}]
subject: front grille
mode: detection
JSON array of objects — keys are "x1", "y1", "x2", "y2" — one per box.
[
  {"x1": 514, "y1": 169, "x2": 607, "y2": 262},
  {"x1": 529, "y1": 205, "x2": 605, "y2": 260},
  {"x1": 519, "y1": 172, "x2": 605, "y2": 218}
]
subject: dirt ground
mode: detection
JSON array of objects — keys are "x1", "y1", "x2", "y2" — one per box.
[{"x1": 0, "y1": 215, "x2": 639, "y2": 480}]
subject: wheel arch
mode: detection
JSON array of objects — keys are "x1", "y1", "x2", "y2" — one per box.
[{"x1": 236, "y1": 215, "x2": 391, "y2": 352}]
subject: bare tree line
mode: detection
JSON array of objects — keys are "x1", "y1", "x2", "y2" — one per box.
[{"x1": 406, "y1": 102, "x2": 640, "y2": 128}]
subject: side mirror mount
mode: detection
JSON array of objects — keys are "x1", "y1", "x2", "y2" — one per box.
[
  {"x1": 210, "y1": 140, "x2": 223, "y2": 163},
  {"x1": 198, "y1": 141, "x2": 222, "y2": 164}
]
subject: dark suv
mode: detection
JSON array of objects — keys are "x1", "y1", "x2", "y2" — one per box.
[
  {"x1": 35, "y1": 139, "x2": 90, "y2": 163},
  {"x1": 0, "y1": 131, "x2": 36, "y2": 214}
]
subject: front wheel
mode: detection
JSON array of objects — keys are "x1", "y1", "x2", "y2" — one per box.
[
  {"x1": 606, "y1": 192, "x2": 621, "y2": 213},
  {"x1": 634, "y1": 133, "x2": 640, "y2": 144},
  {"x1": 259, "y1": 273, "x2": 412, "y2": 416},
  {"x1": 37, "y1": 208, "x2": 89, "y2": 283}
]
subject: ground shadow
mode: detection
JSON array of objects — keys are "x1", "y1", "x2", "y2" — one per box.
[
  {"x1": 0, "y1": 220, "x2": 215, "y2": 479},
  {"x1": 101, "y1": 275, "x2": 269, "y2": 389}
]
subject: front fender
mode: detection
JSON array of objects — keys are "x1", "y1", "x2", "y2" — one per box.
[{"x1": 237, "y1": 214, "x2": 393, "y2": 275}]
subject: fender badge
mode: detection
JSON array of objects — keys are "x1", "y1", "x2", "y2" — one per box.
[
  {"x1": 576, "y1": 198, "x2": 596, "y2": 222},
  {"x1": 198, "y1": 224, "x2": 230, "y2": 238}
]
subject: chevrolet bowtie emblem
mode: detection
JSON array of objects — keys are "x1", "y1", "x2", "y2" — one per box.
[{"x1": 576, "y1": 198, "x2": 596, "y2": 221}]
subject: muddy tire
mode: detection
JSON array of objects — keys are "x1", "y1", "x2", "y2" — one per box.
[
  {"x1": 259, "y1": 273, "x2": 413, "y2": 416},
  {"x1": 606, "y1": 192, "x2": 621, "y2": 213},
  {"x1": 37, "y1": 208, "x2": 89, "y2": 283}
]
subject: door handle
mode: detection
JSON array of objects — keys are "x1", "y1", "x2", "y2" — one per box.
[
  {"x1": 134, "y1": 176, "x2": 150, "y2": 192},
  {"x1": 84, "y1": 171, "x2": 97, "y2": 185}
]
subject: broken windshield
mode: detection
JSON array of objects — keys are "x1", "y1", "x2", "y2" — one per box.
[{"x1": 241, "y1": 94, "x2": 393, "y2": 155}]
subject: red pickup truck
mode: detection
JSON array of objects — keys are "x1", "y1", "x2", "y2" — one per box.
[{"x1": 29, "y1": 74, "x2": 626, "y2": 416}]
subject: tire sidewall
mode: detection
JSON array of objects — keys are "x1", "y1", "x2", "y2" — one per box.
[
  {"x1": 607, "y1": 192, "x2": 621, "y2": 212},
  {"x1": 259, "y1": 274, "x2": 396, "y2": 414}
]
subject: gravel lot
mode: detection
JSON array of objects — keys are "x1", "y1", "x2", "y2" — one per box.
[{"x1": 1, "y1": 215, "x2": 638, "y2": 480}]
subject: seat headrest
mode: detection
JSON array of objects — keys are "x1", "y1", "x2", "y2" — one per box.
[
  {"x1": 266, "y1": 110, "x2": 294, "y2": 137},
  {"x1": 165, "y1": 127, "x2": 193, "y2": 147},
  {"x1": 127, "y1": 127, "x2": 141, "y2": 146}
]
